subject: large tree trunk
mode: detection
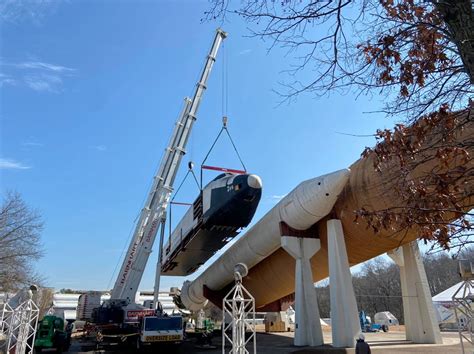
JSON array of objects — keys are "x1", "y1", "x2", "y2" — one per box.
[{"x1": 435, "y1": 0, "x2": 474, "y2": 83}]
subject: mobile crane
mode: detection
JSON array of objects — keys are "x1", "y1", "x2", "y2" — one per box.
[{"x1": 78, "y1": 28, "x2": 227, "y2": 349}]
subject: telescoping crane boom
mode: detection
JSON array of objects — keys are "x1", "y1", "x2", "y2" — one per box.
[
  {"x1": 78, "y1": 29, "x2": 227, "y2": 350},
  {"x1": 111, "y1": 28, "x2": 227, "y2": 306}
]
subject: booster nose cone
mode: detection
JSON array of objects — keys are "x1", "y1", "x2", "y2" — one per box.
[
  {"x1": 279, "y1": 168, "x2": 350, "y2": 230},
  {"x1": 247, "y1": 174, "x2": 263, "y2": 189}
]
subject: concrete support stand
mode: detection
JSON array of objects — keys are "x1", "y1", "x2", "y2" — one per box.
[
  {"x1": 327, "y1": 219, "x2": 360, "y2": 348},
  {"x1": 281, "y1": 236, "x2": 324, "y2": 347},
  {"x1": 387, "y1": 241, "x2": 442, "y2": 344}
]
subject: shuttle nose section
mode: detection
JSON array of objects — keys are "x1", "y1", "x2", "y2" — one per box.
[{"x1": 247, "y1": 174, "x2": 262, "y2": 189}]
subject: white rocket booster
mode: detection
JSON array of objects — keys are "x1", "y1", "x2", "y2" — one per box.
[{"x1": 181, "y1": 169, "x2": 350, "y2": 311}]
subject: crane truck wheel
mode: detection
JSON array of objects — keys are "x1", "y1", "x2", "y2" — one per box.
[{"x1": 382, "y1": 325, "x2": 389, "y2": 332}]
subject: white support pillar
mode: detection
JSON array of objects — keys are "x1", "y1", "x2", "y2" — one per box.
[
  {"x1": 281, "y1": 236, "x2": 324, "y2": 347},
  {"x1": 327, "y1": 219, "x2": 360, "y2": 348},
  {"x1": 387, "y1": 241, "x2": 442, "y2": 344},
  {"x1": 387, "y1": 247, "x2": 412, "y2": 338}
]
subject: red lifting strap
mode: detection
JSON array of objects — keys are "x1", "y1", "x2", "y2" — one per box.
[{"x1": 201, "y1": 164, "x2": 246, "y2": 174}]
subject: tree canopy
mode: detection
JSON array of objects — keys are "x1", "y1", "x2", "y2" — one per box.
[{"x1": 206, "y1": 0, "x2": 472, "y2": 116}]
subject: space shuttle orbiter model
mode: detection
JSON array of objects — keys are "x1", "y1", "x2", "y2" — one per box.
[{"x1": 161, "y1": 172, "x2": 262, "y2": 276}]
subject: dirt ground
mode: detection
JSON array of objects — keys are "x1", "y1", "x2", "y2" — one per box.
[{"x1": 68, "y1": 329, "x2": 471, "y2": 354}]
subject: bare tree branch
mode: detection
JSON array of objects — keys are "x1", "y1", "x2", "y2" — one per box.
[{"x1": 0, "y1": 191, "x2": 44, "y2": 292}]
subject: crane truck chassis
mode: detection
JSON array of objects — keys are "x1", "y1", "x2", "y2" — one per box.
[
  {"x1": 77, "y1": 28, "x2": 227, "y2": 350},
  {"x1": 91, "y1": 308, "x2": 184, "y2": 350}
]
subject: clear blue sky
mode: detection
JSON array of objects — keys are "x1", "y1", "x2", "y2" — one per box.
[{"x1": 1, "y1": 1, "x2": 395, "y2": 291}]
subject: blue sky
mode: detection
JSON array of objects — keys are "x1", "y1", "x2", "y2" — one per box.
[{"x1": 1, "y1": 1, "x2": 397, "y2": 291}]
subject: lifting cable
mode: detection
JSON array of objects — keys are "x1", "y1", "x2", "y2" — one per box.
[
  {"x1": 200, "y1": 40, "x2": 248, "y2": 186},
  {"x1": 221, "y1": 40, "x2": 228, "y2": 118},
  {"x1": 200, "y1": 116, "x2": 248, "y2": 188}
]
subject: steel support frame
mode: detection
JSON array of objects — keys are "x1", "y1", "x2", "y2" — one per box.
[
  {"x1": 453, "y1": 279, "x2": 474, "y2": 354},
  {"x1": 0, "y1": 298, "x2": 39, "y2": 354},
  {"x1": 222, "y1": 275, "x2": 256, "y2": 354}
]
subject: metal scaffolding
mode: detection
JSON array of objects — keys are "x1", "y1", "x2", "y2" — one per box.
[
  {"x1": 222, "y1": 263, "x2": 256, "y2": 354},
  {"x1": 453, "y1": 278, "x2": 474, "y2": 353},
  {"x1": 0, "y1": 295, "x2": 39, "y2": 354}
]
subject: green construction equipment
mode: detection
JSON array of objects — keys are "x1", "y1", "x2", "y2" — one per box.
[{"x1": 34, "y1": 315, "x2": 71, "y2": 352}]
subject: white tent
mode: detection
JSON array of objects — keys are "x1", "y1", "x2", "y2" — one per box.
[
  {"x1": 433, "y1": 303, "x2": 456, "y2": 323},
  {"x1": 432, "y1": 281, "x2": 471, "y2": 304},
  {"x1": 432, "y1": 281, "x2": 472, "y2": 325}
]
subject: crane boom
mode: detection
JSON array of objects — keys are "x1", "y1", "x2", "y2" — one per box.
[{"x1": 111, "y1": 28, "x2": 227, "y2": 303}]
